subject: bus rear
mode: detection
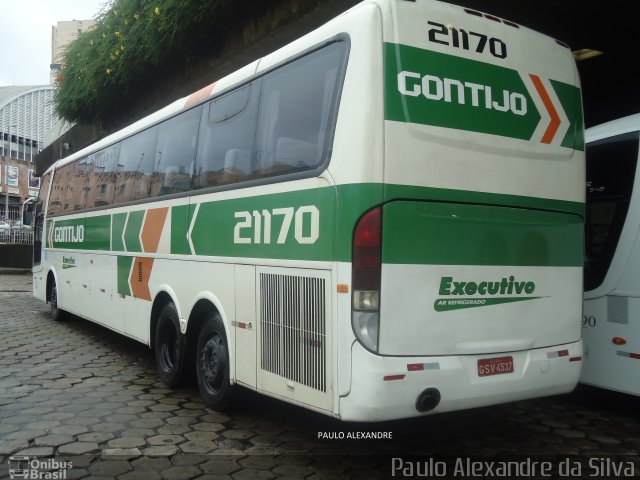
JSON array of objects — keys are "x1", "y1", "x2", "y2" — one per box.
[{"x1": 342, "y1": 0, "x2": 585, "y2": 421}]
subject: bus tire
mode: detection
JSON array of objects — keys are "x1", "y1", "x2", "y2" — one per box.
[
  {"x1": 196, "y1": 311, "x2": 234, "y2": 411},
  {"x1": 49, "y1": 281, "x2": 65, "y2": 322},
  {"x1": 155, "y1": 303, "x2": 187, "y2": 388}
]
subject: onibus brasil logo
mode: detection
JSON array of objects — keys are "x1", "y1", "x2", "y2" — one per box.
[
  {"x1": 434, "y1": 275, "x2": 543, "y2": 312},
  {"x1": 8, "y1": 456, "x2": 72, "y2": 479}
]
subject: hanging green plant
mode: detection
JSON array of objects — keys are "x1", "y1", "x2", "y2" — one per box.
[{"x1": 54, "y1": 0, "x2": 247, "y2": 128}]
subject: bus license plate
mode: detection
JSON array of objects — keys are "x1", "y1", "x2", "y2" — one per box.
[{"x1": 478, "y1": 356, "x2": 514, "y2": 377}]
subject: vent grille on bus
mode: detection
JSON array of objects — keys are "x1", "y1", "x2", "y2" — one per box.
[
  {"x1": 260, "y1": 273, "x2": 326, "y2": 392},
  {"x1": 607, "y1": 296, "x2": 628, "y2": 324}
]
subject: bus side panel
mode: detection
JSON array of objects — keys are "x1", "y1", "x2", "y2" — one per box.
[
  {"x1": 91, "y1": 252, "x2": 125, "y2": 333},
  {"x1": 582, "y1": 296, "x2": 640, "y2": 396},
  {"x1": 582, "y1": 122, "x2": 640, "y2": 395},
  {"x1": 236, "y1": 264, "x2": 257, "y2": 389}
]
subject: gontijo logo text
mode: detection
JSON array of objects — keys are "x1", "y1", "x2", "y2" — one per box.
[
  {"x1": 398, "y1": 72, "x2": 528, "y2": 116},
  {"x1": 53, "y1": 225, "x2": 84, "y2": 243},
  {"x1": 435, "y1": 275, "x2": 542, "y2": 312},
  {"x1": 384, "y1": 43, "x2": 584, "y2": 149}
]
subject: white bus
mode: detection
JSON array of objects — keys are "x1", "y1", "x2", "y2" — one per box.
[
  {"x1": 582, "y1": 113, "x2": 640, "y2": 396},
  {"x1": 32, "y1": 0, "x2": 585, "y2": 421}
]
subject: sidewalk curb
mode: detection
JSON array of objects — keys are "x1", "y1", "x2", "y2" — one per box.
[{"x1": 0, "y1": 268, "x2": 31, "y2": 274}]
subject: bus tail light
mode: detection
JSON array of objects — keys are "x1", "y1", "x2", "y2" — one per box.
[{"x1": 352, "y1": 207, "x2": 382, "y2": 352}]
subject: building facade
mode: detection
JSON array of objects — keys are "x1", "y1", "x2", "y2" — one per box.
[
  {"x1": 50, "y1": 20, "x2": 95, "y2": 84},
  {"x1": 1, "y1": 86, "x2": 57, "y2": 219}
]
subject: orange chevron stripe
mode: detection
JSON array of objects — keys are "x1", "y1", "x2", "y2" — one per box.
[
  {"x1": 529, "y1": 74, "x2": 560, "y2": 144},
  {"x1": 48, "y1": 220, "x2": 55, "y2": 248},
  {"x1": 141, "y1": 207, "x2": 168, "y2": 253},
  {"x1": 184, "y1": 82, "x2": 216, "y2": 109},
  {"x1": 130, "y1": 257, "x2": 153, "y2": 301}
]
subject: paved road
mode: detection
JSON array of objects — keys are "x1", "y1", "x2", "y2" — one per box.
[{"x1": 1, "y1": 273, "x2": 639, "y2": 479}]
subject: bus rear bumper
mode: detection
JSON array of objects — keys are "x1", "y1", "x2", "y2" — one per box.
[{"x1": 338, "y1": 340, "x2": 583, "y2": 422}]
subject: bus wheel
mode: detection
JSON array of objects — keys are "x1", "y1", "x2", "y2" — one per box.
[
  {"x1": 196, "y1": 311, "x2": 234, "y2": 410},
  {"x1": 49, "y1": 281, "x2": 65, "y2": 322},
  {"x1": 155, "y1": 303, "x2": 187, "y2": 387}
]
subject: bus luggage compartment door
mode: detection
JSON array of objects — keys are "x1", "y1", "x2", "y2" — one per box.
[{"x1": 377, "y1": 200, "x2": 583, "y2": 357}]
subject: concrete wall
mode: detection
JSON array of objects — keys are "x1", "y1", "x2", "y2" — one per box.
[{"x1": 0, "y1": 245, "x2": 32, "y2": 269}]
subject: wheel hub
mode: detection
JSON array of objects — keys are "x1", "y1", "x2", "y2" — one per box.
[{"x1": 202, "y1": 335, "x2": 225, "y2": 389}]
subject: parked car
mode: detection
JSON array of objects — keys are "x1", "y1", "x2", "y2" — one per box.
[
  {"x1": 0, "y1": 220, "x2": 33, "y2": 242},
  {"x1": 0, "y1": 221, "x2": 10, "y2": 242},
  {"x1": 12, "y1": 220, "x2": 32, "y2": 230}
]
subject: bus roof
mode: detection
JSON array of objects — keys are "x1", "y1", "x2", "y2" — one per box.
[{"x1": 586, "y1": 113, "x2": 640, "y2": 143}]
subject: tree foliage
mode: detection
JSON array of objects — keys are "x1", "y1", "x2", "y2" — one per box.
[{"x1": 54, "y1": 0, "x2": 238, "y2": 127}]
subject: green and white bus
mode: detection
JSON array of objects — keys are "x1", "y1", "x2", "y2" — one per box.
[
  {"x1": 582, "y1": 113, "x2": 640, "y2": 396},
  {"x1": 33, "y1": 0, "x2": 585, "y2": 421}
]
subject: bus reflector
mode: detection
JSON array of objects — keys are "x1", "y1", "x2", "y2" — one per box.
[
  {"x1": 352, "y1": 207, "x2": 382, "y2": 352},
  {"x1": 337, "y1": 283, "x2": 349, "y2": 293},
  {"x1": 613, "y1": 337, "x2": 626, "y2": 345},
  {"x1": 616, "y1": 351, "x2": 640, "y2": 359},
  {"x1": 569, "y1": 356, "x2": 582, "y2": 362},
  {"x1": 384, "y1": 375, "x2": 405, "y2": 381}
]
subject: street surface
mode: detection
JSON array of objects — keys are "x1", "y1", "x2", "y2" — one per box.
[{"x1": 1, "y1": 273, "x2": 639, "y2": 479}]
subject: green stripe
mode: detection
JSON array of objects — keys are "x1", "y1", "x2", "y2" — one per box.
[
  {"x1": 46, "y1": 183, "x2": 584, "y2": 266},
  {"x1": 112, "y1": 213, "x2": 126, "y2": 252},
  {"x1": 382, "y1": 201, "x2": 583, "y2": 267},
  {"x1": 434, "y1": 296, "x2": 544, "y2": 312},
  {"x1": 384, "y1": 42, "x2": 584, "y2": 151},
  {"x1": 190, "y1": 188, "x2": 336, "y2": 260},
  {"x1": 85, "y1": 216, "x2": 111, "y2": 251},
  {"x1": 117, "y1": 256, "x2": 133, "y2": 296},
  {"x1": 381, "y1": 184, "x2": 585, "y2": 218},
  {"x1": 51, "y1": 216, "x2": 110, "y2": 251},
  {"x1": 384, "y1": 43, "x2": 540, "y2": 141},
  {"x1": 124, "y1": 211, "x2": 144, "y2": 253},
  {"x1": 551, "y1": 79, "x2": 585, "y2": 151},
  {"x1": 171, "y1": 205, "x2": 194, "y2": 255}
]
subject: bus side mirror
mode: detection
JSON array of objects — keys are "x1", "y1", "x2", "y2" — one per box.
[{"x1": 22, "y1": 197, "x2": 36, "y2": 226}]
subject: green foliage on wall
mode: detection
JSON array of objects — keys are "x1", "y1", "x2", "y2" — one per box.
[{"x1": 54, "y1": 0, "x2": 239, "y2": 127}]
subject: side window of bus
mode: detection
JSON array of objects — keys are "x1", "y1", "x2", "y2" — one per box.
[
  {"x1": 85, "y1": 143, "x2": 121, "y2": 209},
  {"x1": 584, "y1": 132, "x2": 640, "y2": 290},
  {"x1": 61, "y1": 163, "x2": 80, "y2": 213},
  {"x1": 115, "y1": 126, "x2": 158, "y2": 204},
  {"x1": 48, "y1": 163, "x2": 76, "y2": 216},
  {"x1": 36, "y1": 172, "x2": 51, "y2": 218},
  {"x1": 155, "y1": 107, "x2": 201, "y2": 196},
  {"x1": 47, "y1": 165, "x2": 68, "y2": 216},
  {"x1": 254, "y1": 41, "x2": 345, "y2": 178},
  {"x1": 77, "y1": 157, "x2": 93, "y2": 210},
  {"x1": 34, "y1": 171, "x2": 51, "y2": 264},
  {"x1": 194, "y1": 84, "x2": 259, "y2": 189}
]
